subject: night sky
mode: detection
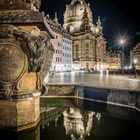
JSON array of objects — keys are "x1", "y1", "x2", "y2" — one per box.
[{"x1": 40, "y1": 0, "x2": 140, "y2": 51}]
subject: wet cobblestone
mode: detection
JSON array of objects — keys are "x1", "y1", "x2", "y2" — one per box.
[{"x1": 45, "y1": 72, "x2": 140, "y2": 92}]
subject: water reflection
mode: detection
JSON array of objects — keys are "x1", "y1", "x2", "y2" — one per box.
[
  {"x1": 40, "y1": 107, "x2": 65, "y2": 129},
  {"x1": 0, "y1": 124, "x2": 40, "y2": 140},
  {"x1": 63, "y1": 107, "x2": 101, "y2": 140},
  {"x1": 0, "y1": 98, "x2": 140, "y2": 139},
  {"x1": 39, "y1": 106, "x2": 102, "y2": 140}
]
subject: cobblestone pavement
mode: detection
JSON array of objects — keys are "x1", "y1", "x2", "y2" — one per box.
[{"x1": 45, "y1": 71, "x2": 140, "y2": 91}]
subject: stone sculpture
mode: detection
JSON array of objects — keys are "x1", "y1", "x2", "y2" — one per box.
[{"x1": 0, "y1": 25, "x2": 54, "y2": 99}]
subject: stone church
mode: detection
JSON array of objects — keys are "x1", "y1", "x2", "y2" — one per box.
[{"x1": 63, "y1": 0, "x2": 107, "y2": 71}]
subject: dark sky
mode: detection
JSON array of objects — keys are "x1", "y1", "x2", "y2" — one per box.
[{"x1": 40, "y1": 0, "x2": 140, "y2": 51}]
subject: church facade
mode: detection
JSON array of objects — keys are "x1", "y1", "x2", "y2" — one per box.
[{"x1": 63, "y1": 0, "x2": 107, "y2": 71}]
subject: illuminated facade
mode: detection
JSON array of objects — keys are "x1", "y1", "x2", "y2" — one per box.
[
  {"x1": 63, "y1": 0, "x2": 106, "y2": 71},
  {"x1": 133, "y1": 43, "x2": 140, "y2": 70},
  {"x1": 106, "y1": 52, "x2": 121, "y2": 71},
  {"x1": 62, "y1": 29, "x2": 73, "y2": 72},
  {"x1": 46, "y1": 14, "x2": 72, "y2": 72}
]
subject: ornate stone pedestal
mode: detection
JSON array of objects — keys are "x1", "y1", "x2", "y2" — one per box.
[
  {"x1": 0, "y1": 93, "x2": 40, "y2": 130},
  {"x1": 0, "y1": 0, "x2": 54, "y2": 130}
]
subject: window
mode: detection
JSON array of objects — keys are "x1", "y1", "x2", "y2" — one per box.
[
  {"x1": 85, "y1": 44, "x2": 89, "y2": 51},
  {"x1": 75, "y1": 45, "x2": 79, "y2": 59},
  {"x1": 85, "y1": 44, "x2": 90, "y2": 59},
  {"x1": 85, "y1": 55, "x2": 89, "y2": 59}
]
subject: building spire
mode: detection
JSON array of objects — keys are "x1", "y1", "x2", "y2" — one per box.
[
  {"x1": 71, "y1": 0, "x2": 85, "y2": 5},
  {"x1": 81, "y1": 5, "x2": 90, "y2": 31},
  {"x1": 96, "y1": 16, "x2": 102, "y2": 34},
  {"x1": 97, "y1": 16, "x2": 101, "y2": 25},
  {"x1": 82, "y1": 5, "x2": 88, "y2": 20},
  {"x1": 54, "y1": 12, "x2": 58, "y2": 23}
]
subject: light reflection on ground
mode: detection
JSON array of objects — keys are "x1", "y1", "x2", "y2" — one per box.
[{"x1": 45, "y1": 71, "x2": 140, "y2": 91}]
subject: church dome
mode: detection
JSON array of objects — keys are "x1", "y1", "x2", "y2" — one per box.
[{"x1": 63, "y1": 0, "x2": 93, "y2": 33}]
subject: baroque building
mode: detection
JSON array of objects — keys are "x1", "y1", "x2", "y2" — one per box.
[
  {"x1": 46, "y1": 14, "x2": 72, "y2": 72},
  {"x1": 106, "y1": 52, "x2": 121, "y2": 72},
  {"x1": 62, "y1": 30, "x2": 73, "y2": 72},
  {"x1": 63, "y1": 0, "x2": 106, "y2": 71}
]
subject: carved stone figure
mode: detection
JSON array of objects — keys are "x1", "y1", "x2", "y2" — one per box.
[
  {"x1": 14, "y1": 30, "x2": 49, "y2": 72},
  {"x1": 0, "y1": 25, "x2": 54, "y2": 99},
  {"x1": 26, "y1": 0, "x2": 41, "y2": 9},
  {"x1": 0, "y1": 0, "x2": 41, "y2": 10}
]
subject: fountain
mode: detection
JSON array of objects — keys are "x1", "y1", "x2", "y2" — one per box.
[{"x1": 0, "y1": 0, "x2": 54, "y2": 130}]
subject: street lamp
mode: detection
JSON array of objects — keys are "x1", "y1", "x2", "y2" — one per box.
[
  {"x1": 133, "y1": 58, "x2": 138, "y2": 78},
  {"x1": 119, "y1": 38, "x2": 126, "y2": 75}
]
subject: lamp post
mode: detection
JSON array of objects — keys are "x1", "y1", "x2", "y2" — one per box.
[
  {"x1": 119, "y1": 39, "x2": 126, "y2": 75},
  {"x1": 133, "y1": 58, "x2": 137, "y2": 78}
]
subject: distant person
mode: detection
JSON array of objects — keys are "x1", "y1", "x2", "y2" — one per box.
[
  {"x1": 88, "y1": 69, "x2": 90, "y2": 73},
  {"x1": 49, "y1": 70, "x2": 55, "y2": 77}
]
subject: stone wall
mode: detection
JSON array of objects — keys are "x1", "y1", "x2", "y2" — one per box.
[
  {"x1": 75, "y1": 86, "x2": 140, "y2": 110},
  {"x1": 44, "y1": 85, "x2": 75, "y2": 96}
]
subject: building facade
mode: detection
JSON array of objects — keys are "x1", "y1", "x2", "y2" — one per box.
[
  {"x1": 106, "y1": 52, "x2": 121, "y2": 72},
  {"x1": 46, "y1": 14, "x2": 72, "y2": 72},
  {"x1": 63, "y1": 0, "x2": 106, "y2": 71},
  {"x1": 133, "y1": 43, "x2": 140, "y2": 70},
  {"x1": 62, "y1": 31, "x2": 73, "y2": 71}
]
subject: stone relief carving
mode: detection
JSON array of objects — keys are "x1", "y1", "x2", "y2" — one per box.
[
  {"x1": 26, "y1": 0, "x2": 41, "y2": 9},
  {"x1": 0, "y1": 0, "x2": 41, "y2": 10},
  {"x1": 0, "y1": 24, "x2": 54, "y2": 99},
  {"x1": 14, "y1": 30, "x2": 49, "y2": 72}
]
